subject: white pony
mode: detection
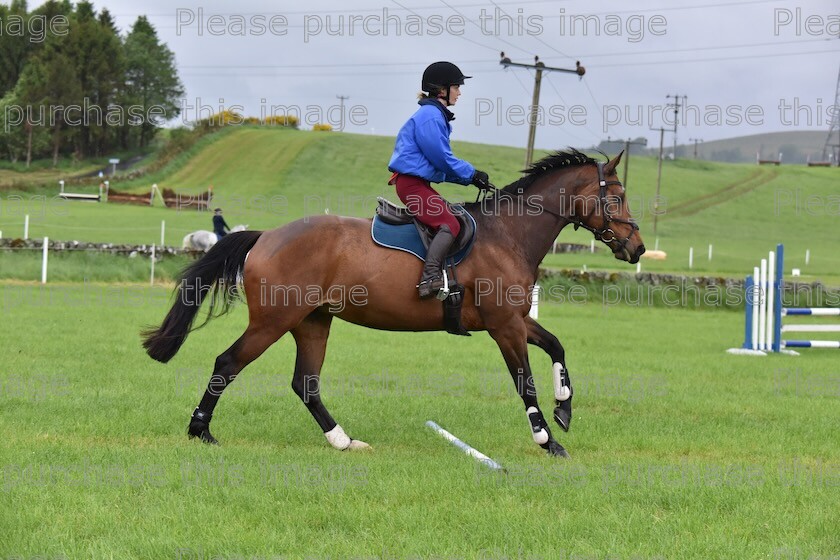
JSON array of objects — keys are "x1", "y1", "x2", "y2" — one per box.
[{"x1": 182, "y1": 225, "x2": 248, "y2": 252}]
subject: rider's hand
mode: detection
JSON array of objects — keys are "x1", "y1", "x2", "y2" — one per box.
[{"x1": 471, "y1": 170, "x2": 492, "y2": 191}]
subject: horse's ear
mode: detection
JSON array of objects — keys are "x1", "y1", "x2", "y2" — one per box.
[{"x1": 604, "y1": 150, "x2": 624, "y2": 175}]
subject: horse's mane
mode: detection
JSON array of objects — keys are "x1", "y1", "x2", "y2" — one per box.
[
  {"x1": 502, "y1": 148, "x2": 600, "y2": 195},
  {"x1": 463, "y1": 149, "x2": 601, "y2": 211}
]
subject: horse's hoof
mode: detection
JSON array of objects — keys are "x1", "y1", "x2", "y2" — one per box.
[
  {"x1": 546, "y1": 440, "x2": 570, "y2": 458},
  {"x1": 187, "y1": 426, "x2": 219, "y2": 445},
  {"x1": 347, "y1": 439, "x2": 372, "y2": 451},
  {"x1": 553, "y1": 405, "x2": 572, "y2": 433}
]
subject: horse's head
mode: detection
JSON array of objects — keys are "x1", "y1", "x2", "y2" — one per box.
[{"x1": 571, "y1": 151, "x2": 645, "y2": 264}]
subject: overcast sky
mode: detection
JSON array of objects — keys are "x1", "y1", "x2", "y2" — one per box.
[{"x1": 97, "y1": 0, "x2": 839, "y2": 151}]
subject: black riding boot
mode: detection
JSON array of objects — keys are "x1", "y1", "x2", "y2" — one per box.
[{"x1": 417, "y1": 225, "x2": 455, "y2": 299}]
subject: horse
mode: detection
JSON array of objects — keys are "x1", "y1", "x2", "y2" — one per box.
[
  {"x1": 182, "y1": 225, "x2": 248, "y2": 252},
  {"x1": 144, "y1": 150, "x2": 645, "y2": 457}
]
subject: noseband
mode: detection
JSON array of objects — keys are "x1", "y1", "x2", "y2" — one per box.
[{"x1": 570, "y1": 162, "x2": 639, "y2": 255}]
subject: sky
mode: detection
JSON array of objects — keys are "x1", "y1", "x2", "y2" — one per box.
[{"x1": 97, "y1": 0, "x2": 839, "y2": 151}]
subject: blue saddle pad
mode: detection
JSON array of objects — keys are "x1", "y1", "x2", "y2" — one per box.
[{"x1": 370, "y1": 209, "x2": 477, "y2": 265}]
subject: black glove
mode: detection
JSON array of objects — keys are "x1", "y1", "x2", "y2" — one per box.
[{"x1": 471, "y1": 170, "x2": 492, "y2": 191}]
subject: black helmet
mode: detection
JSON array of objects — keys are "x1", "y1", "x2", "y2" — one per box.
[{"x1": 422, "y1": 61, "x2": 471, "y2": 93}]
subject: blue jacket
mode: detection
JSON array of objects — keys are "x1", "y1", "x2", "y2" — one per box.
[{"x1": 388, "y1": 99, "x2": 475, "y2": 185}]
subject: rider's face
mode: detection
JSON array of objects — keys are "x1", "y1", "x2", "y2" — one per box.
[{"x1": 439, "y1": 85, "x2": 461, "y2": 106}]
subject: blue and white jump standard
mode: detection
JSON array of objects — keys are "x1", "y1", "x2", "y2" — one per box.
[{"x1": 727, "y1": 244, "x2": 840, "y2": 356}]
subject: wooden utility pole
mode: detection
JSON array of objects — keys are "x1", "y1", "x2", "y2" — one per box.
[
  {"x1": 500, "y1": 53, "x2": 585, "y2": 168},
  {"x1": 621, "y1": 137, "x2": 648, "y2": 188},
  {"x1": 665, "y1": 94, "x2": 687, "y2": 158},
  {"x1": 336, "y1": 95, "x2": 349, "y2": 131},
  {"x1": 652, "y1": 127, "x2": 666, "y2": 238},
  {"x1": 689, "y1": 137, "x2": 703, "y2": 159}
]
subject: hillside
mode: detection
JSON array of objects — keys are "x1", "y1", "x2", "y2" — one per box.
[
  {"x1": 679, "y1": 130, "x2": 829, "y2": 163},
  {"x1": 0, "y1": 126, "x2": 838, "y2": 283}
]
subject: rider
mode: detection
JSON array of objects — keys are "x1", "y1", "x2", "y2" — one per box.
[
  {"x1": 388, "y1": 61, "x2": 492, "y2": 299},
  {"x1": 212, "y1": 208, "x2": 230, "y2": 239}
]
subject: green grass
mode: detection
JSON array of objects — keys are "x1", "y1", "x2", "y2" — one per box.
[{"x1": 1, "y1": 283, "x2": 838, "y2": 559}]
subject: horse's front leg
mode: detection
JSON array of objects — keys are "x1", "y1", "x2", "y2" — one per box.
[
  {"x1": 525, "y1": 317, "x2": 573, "y2": 433},
  {"x1": 488, "y1": 317, "x2": 569, "y2": 458}
]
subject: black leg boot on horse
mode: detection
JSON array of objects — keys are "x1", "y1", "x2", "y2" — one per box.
[{"x1": 417, "y1": 225, "x2": 454, "y2": 299}]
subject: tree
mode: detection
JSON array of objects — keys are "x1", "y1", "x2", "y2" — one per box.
[
  {"x1": 0, "y1": 1, "x2": 32, "y2": 96},
  {"x1": 65, "y1": 1, "x2": 124, "y2": 157},
  {"x1": 122, "y1": 16, "x2": 184, "y2": 148},
  {"x1": 22, "y1": 41, "x2": 83, "y2": 165}
]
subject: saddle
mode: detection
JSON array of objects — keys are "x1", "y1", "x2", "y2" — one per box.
[
  {"x1": 371, "y1": 197, "x2": 477, "y2": 336},
  {"x1": 373, "y1": 197, "x2": 476, "y2": 263}
]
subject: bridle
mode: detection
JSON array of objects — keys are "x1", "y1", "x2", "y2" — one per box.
[
  {"x1": 568, "y1": 161, "x2": 640, "y2": 256},
  {"x1": 476, "y1": 161, "x2": 639, "y2": 256}
]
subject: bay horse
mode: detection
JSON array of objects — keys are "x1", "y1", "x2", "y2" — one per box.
[{"x1": 143, "y1": 149, "x2": 645, "y2": 457}]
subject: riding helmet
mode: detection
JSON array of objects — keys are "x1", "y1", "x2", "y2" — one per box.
[{"x1": 422, "y1": 61, "x2": 471, "y2": 93}]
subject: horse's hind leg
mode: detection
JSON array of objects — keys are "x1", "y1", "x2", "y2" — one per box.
[
  {"x1": 525, "y1": 317, "x2": 573, "y2": 432},
  {"x1": 291, "y1": 311, "x2": 370, "y2": 451},
  {"x1": 188, "y1": 323, "x2": 285, "y2": 444}
]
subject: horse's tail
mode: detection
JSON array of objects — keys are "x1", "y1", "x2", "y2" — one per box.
[{"x1": 142, "y1": 230, "x2": 263, "y2": 363}]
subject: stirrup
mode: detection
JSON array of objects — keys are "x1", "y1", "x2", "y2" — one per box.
[{"x1": 417, "y1": 270, "x2": 450, "y2": 300}]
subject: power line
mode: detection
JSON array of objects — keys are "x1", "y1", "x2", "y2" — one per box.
[
  {"x1": 486, "y1": 0, "x2": 570, "y2": 59},
  {"x1": 585, "y1": 47, "x2": 839, "y2": 68},
  {"x1": 542, "y1": 74, "x2": 604, "y2": 145},
  {"x1": 437, "y1": 0, "x2": 535, "y2": 57},
  {"x1": 177, "y1": 39, "x2": 833, "y2": 70},
  {"x1": 390, "y1": 0, "x2": 503, "y2": 53},
  {"x1": 540, "y1": 37, "x2": 834, "y2": 61}
]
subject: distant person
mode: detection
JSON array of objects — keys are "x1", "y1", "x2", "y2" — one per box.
[
  {"x1": 388, "y1": 61, "x2": 492, "y2": 299},
  {"x1": 212, "y1": 208, "x2": 230, "y2": 239}
]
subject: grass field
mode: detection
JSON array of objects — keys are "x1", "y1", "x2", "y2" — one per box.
[
  {"x1": 1, "y1": 283, "x2": 838, "y2": 559},
  {"x1": 1, "y1": 127, "x2": 838, "y2": 284}
]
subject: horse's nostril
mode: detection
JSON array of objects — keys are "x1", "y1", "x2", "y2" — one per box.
[{"x1": 636, "y1": 245, "x2": 646, "y2": 257}]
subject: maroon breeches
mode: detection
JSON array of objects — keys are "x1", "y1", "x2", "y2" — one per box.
[{"x1": 392, "y1": 174, "x2": 461, "y2": 238}]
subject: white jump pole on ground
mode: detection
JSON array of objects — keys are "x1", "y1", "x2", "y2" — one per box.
[
  {"x1": 654, "y1": 237, "x2": 660, "y2": 251},
  {"x1": 689, "y1": 247, "x2": 694, "y2": 269},
  {"x1": 636, "y1": 262, "x2": 641, "y2": 273},
  {"x1": 161, "y1": 221, "x2": 166, "y2": 247},
  {"x1": 41, "y1": 237, "x2": 48, "y2": 284},
  {"x1": 150, "y1": 244, "x2": 156, "y2": 286},
  {"x1": 708, "y1": 244, "x2": 713, "y2": 261},
  {"x1": 24, "y1": 214, "x2": 29, "y2": 239},
  {"x1": 425, "y1": 421, "x2": 504, "y2": 471},
  {"x1": 805, "y1": 249, "x2": 810, "y2": 266},
  {"x1": 590, "y1": 239, "x2": 595, "y2": 253}
]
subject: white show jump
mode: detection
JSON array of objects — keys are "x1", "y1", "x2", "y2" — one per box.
[{"x1": 728, "y1": 244, "x2": 840, "y2": 355}]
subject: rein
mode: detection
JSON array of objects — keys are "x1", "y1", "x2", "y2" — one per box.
[{"x1": 475, "y1": 161, "x2": 639, "y2": 255}]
